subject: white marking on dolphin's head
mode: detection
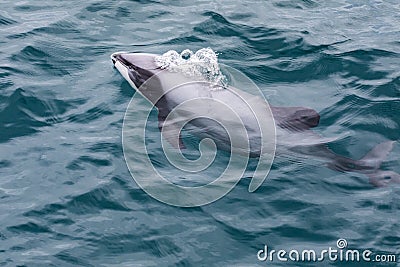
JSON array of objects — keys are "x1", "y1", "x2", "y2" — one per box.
[{"x1": 111, "y1": 52, "x2": 161, "y2": 89}]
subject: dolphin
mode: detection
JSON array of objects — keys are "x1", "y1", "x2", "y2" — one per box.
[{"x1": 111, "y1": 52, "x2": 400, "y2": 187}]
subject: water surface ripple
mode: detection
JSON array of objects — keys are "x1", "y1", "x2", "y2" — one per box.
[{"x1": 0, "y1": 0, "x2": 399, "y2": 266}]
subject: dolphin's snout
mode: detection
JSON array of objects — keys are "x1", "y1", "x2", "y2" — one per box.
[
  {"x1": 111, "y1": 51, "x2": 131, "y2": 67},
  {"x1": 111, "y1": 56, "x2": 117, "y2": 65},
  {"x1": 111, "y1": 52, "x2": 160, "y2": 90},
  {"x1": 111, "y1": 52, "x2": 119, "y2": 65},
  {"x1": 111, "y1": 53, "x2": 122, "y2": 67},
  {"x1": 111, "y1": 52, "x2": 131, "y2": 67},
  {"x1": 111, "y1": 52, "x2": 159, "y2": 70}
]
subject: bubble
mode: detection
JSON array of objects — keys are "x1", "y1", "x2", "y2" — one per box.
[{"x1": 181, "y1": 49, "x2": 193, "y2": 60}]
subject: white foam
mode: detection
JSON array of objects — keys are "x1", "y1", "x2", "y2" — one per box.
[{"x1": 154, "y1": 48, "x2": 227, "y2": 87}]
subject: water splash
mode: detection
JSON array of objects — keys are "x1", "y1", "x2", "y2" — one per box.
[{"x1": 155, "y1": 48, "x2": 227, "y2": 87}]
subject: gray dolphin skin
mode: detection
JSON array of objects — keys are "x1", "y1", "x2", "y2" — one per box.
[{"x1": 111, "y1": 52, "x2": 400, "y2": 187}]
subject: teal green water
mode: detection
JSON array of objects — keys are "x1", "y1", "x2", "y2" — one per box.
[{"x1": 1, "y1": 0, "x2": 400, "y2": 266}]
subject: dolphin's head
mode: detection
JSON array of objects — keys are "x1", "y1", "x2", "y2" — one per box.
[{"x1": 111, "y1": 52, "x2": 160, "y2": 89}]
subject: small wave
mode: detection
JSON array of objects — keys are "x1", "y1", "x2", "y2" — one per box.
[
  {"x1": 0, "y1": 88, "x2": 84, "y2": 143},
  {"x1": 66, "y1": 103, "x2": 113, "y2": 123},
  {"x1": 0, "y1": 15, "x2": 17, "y2": 26}
]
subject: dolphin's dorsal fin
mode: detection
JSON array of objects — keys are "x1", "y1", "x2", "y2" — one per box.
[{"x1": 270, "y1": 106, "x2": 320, "y2": 131}]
